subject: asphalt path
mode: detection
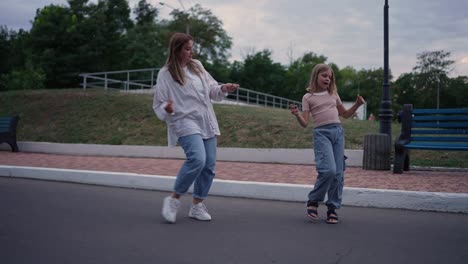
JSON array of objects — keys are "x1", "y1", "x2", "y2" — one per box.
[{"x1": 1, "y1": 177, "x2": 467, "y2": 264}]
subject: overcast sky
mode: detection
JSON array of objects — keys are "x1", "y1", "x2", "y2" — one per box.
[{"x1": 1, "y1": 0, "x2": 467, "y2": 78}]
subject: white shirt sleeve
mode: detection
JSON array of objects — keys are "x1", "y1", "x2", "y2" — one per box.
[
  {"x1": 152, "y1": 71, "x2": 174, "y2": 121},
  {"x1": 194, "y1": 60, "x2": 226, "y2": 102}
]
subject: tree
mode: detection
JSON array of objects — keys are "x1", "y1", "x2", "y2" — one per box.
[
  {"x1": 232, "y1": 50, "x2": 287, "y2": 96},
  {"x1": 165, "y1": 4, "x2": 232, "y2": 64},
  {"x1": 133, "y1": 0, "x2": 158, "y2": 26},
  {"x1": 162, "y1": 4, "x2": 233, "y2": 81},
  {"x1": 412, "y1": 50, "x2": 454, "y2": 108},
  {"x1": 337, "y1": 66, "x2": 359, "y2": 101},
  {"x1": 94, "y1": 0, "x2": 133, "y2": 70},
  {"x1": 124, "y1": 0, "x2": 167, "y2": 69},
  {"x1": 354, "y1": 68, "x2": 385, "y2": 119},
  {"x1": 442, "y1": 76, "x2": 468, "y2": 108},
  {"x1": 67, "y1": 0, "x2": 90, "y2": 18},
  {"x1": 392, "y1": 72, "x2": 417, "y2": 113},
  {"x1": 0, "y1": 59, "x2": 45, "y2": 91},
  {"x1": 0, "y1": 26, "x2": 13, "y2": 75},
  {"x1": 28, "y1": 5, "x2": 76, "y2": 87},
  {"x1": 285, "y1": 52, "x2": 327, "y2": 101}
]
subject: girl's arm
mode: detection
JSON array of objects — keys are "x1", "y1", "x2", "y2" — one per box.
[
  {"x1": 337, "y1": 95, "x2": 366, "y2": 119},
  {"x1": 290, "y1": 104, "x2": 309, "y2": 128}
]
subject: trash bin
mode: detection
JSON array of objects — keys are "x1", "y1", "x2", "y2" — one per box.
[{"x1": 362, "y1": 133, "x2": 391, "y2": 170}]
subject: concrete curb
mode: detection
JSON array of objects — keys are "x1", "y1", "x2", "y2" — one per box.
[
  {"x1": 0, "y1": 142, "x2": 364, "y2": 166},
  {"x1": 1, "y1": 165, "x2": 467, "y2": 213}
]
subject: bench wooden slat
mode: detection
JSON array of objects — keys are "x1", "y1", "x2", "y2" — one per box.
[
  {"x1": 406, "y1": 141, "x2": 468, "y2": 146},
  {"x1": 0, "y1": 120, "x2": 13, "y2": 125},
  {"x1": 410, "y1": 136, "x2": 468, "y2": 142},
  {"x1": 412, "y1": 122, "x2": 468, "y2": 128},
  {"x1": 413, "y1": 116, "x2": 468, "y2": 121},
  {"x1": 413, "y1": 108, "x2": 468, "y2": 114},
  {"x1": 0, "y1": 118, "x2": 14, "y2": 132},
  {"x1": 404, "y1": 144, "x2": 468, "y2": 151},
  {"x1": 411, "y1": 129, "x2": 468, "y2": 135}
]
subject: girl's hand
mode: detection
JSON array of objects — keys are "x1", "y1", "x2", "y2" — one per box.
[
  {"x1": 356, "y1": 96, "x2": 366, "y2": 106},
  {"x1": 289, "y1": 104, "x2": 299, "y2": 116},
  {"x1": 221, "y1": 83, "x2": 240, "y2": 93},
  {"x1": 164, "y1": 100, "x2": 174, "y2": 114}
]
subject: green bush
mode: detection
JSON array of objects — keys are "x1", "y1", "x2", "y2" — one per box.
[{"x1": 0, "y1": 61, "x2": 46, "y2": 90}]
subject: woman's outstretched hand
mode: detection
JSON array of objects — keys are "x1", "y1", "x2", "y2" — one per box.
[{"x1": 221, "y1": 83, "x2": 240, "y2": 93}]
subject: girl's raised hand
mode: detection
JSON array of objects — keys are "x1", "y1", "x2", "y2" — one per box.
[
  {"x1": 289, "y1": 104, "x2": 299, "y2": 116},
  {"x1": 356, "y1": 95, "x2": 366, "y2": 106}
]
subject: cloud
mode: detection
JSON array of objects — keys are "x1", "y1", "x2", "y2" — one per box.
[{"x1": 1, "y1": 0, "x2": 467, "y2": 77}]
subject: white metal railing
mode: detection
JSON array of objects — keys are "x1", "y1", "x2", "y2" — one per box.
[
  {"x1": 79, "y1": 68, "x2": 159, "y2": 91},
  {"x1": 228, "y1": 87, "x2": 301, "y2": 109},
  {"x1": 79, "y1": 68, "x2": 302, "y2": 109}
]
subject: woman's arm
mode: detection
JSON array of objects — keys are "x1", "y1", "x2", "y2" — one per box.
[
  {"x1": 152, "y1": 71, "x2": 175, "y2": 121},
  {"x1": 337, "y1": 95, "x2": 366, "y2": 119}
]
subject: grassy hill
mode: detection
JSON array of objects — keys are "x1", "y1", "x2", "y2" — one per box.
[{"x1": 1, "y1": 89, "x2": 466, "y2": 167}]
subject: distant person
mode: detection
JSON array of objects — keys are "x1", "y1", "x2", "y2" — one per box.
[
  {"x1": 368, "y1": 113, "x2": 375, "y2": 121},
  {"x1": 289, "y1": 63, "x2": 365, "y2": 224},
  {"x1": 152, "y1": 32, "x2": 239, "y2": 223},
  {"x1": 397, "y1": 110, "x2": 403, "y2": 123}
]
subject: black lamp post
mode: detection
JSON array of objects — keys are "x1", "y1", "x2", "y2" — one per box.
[{"x1": 379, "y1": 0, "x2": 392, "y2": 140}]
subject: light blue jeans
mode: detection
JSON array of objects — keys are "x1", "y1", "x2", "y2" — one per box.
[
  {"x1": 308, "y1": 124, "x2": 345, "y2": 210},
  {"x1": 174, "y1": 134, "x2": 217, "y2": 200}
]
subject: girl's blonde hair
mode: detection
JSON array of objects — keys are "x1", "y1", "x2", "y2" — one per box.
[
  {"x1": 306, "y1": 63, "x2": 337, "y2": 94},
  {"x1": 165, "y1": 32, "x2": 202, "y2": 85}
]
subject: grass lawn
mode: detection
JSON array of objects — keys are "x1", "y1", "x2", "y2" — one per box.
[{"x1": 1, "y1": 89, "x2": 466, "y2": 168}]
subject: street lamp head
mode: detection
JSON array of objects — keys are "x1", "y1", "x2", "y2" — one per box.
[
  {"x1": 159, "y1": 1, "x2": 190, "y2": 35},
  {"x1": 159, "y1": 2, "x2": 176, "y2": 10}
]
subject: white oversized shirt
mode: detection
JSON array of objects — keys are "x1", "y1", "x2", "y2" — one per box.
[{"x1": 152, "y1": 59, "x2": 227, "y2": 146}]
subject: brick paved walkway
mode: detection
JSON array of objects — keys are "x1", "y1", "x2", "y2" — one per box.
[{"x1": 1, "y1": 152, "x2": 467, "y2": 193}]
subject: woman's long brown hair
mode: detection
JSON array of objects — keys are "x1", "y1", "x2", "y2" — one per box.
[{"x1": 165, "y1": 33, "x2": 202, "y2": 85}]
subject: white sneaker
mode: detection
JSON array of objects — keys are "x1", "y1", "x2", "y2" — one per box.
[
  {"x1": 188, "y1": 203, "x2": 212, "y2": 221},
  {"x1": 162, "y1": 196, "x2": 180, "y2": 223}
]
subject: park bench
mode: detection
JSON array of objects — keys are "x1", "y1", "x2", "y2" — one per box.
[
  {"x1": 0, "y1": 116, "x2": 20, "y2": 152},
  {"x1": 393, "y1": 104, "x2": 468, "y2": 173}
]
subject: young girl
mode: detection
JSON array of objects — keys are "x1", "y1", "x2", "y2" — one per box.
[{"x1": 290, "y1": 63, "x2": 365, "y2": 224}]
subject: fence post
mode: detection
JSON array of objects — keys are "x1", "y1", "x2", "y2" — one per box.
[
  {"x1": 104, "y1": 73, "x2": 108, "y2": 91},
  {"x1": 83, "y1": 75, "x2": 87, "y2": 90},
  {"x1": 127, "y1": 72, "x2": 130, "y2": 91}
]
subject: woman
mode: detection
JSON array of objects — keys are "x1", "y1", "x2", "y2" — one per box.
[{"x1": 153, "y1": 33, "x2": 239, "y2": 223}]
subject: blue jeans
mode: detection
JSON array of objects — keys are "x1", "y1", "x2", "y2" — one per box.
[
  {"x1": 308, "y1": 124, "x2": 345, "y2": 210},
  {"x1": 174, "y1": 134, "x2": 217, "y2": 200}
]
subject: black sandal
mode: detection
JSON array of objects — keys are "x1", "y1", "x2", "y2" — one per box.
[
  {"x1": 326, "y1": 210, "x2": 339, "y2": 224},
  {"x1": 306, "y1": 201, "x2": 319, "y2": 220}
]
